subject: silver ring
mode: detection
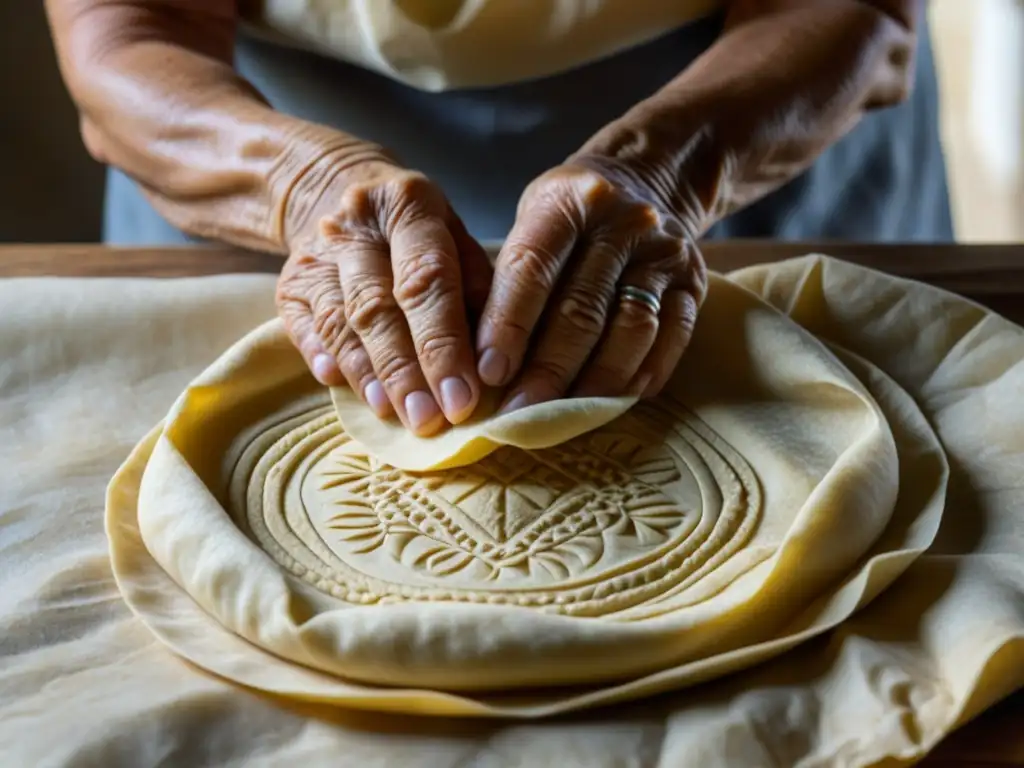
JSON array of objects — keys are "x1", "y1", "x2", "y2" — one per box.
[{"x1": 619, "y1": 285, "x2": 661, "y2": 315}]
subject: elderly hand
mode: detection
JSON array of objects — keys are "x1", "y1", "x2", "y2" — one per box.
[
  {"x1": 45, "y1": 0, "x2": 495, "y2": 437},
  {"x1": 475, "y1": 161, "x2": 707, "y2": 412},
  {"x1": 475, "y1": 0, "x2": 919, "y2": 413},
  {"x1": 49, "y1": 0, "x2": 917, "y2": 434},
  {"x1": 276, "y1": 160, "x2": 493, "y2": 435}
]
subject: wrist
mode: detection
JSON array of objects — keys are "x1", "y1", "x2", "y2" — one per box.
[
  {"x1": 572, "y1": 2, "x2": 917, "y2": 235},
  {"x1": 272, "y1": 120, "x2": 397, "y2": 251}
]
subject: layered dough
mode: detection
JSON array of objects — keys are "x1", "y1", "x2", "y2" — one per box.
[
  {"x1": 110, "y1": 267, "x2": 945, "y2": 708},
  {"x1": 5, "y1": 255, "x2": 1022, "y2": 765}
]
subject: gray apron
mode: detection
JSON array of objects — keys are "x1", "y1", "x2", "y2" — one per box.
[{"x1": 104, "y1": 13, "x2": 953, "y2": 245}]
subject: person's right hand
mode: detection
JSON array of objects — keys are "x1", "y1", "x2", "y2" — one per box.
[{"x1": 276, "y1": 159, "x2": 493, "y2": 436}]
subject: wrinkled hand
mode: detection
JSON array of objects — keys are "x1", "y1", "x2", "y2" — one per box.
[
  {"x1": 475, "y1": 161, "x2": 707, "y2": 412},
  {"x1": 276, "y1": 160, "x2": 493, "y2": 436}
]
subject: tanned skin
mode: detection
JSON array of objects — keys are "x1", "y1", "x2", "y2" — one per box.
[{"x1": 47, "y1": 0, "x2": 919, "y2": 433}]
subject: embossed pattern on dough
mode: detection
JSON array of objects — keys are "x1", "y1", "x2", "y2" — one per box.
[
  {"x1": 227, "y1": 397, "x2": 763, "y2": 618},
  {"x1": 123, "y1": 266, "x2": 916, "y2": 698}
]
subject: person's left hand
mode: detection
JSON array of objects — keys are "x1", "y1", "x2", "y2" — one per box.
[{"x1": 474, "y1": 160, "x2": 707, "y2": 413}]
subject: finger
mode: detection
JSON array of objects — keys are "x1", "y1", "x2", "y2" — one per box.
[
  {"x1": 390, "y1": 212, "x2": 482, "y2": 425},
  {"x1": 338, "y1": 241, "x2": 445, "y2": 436},
  {"x1": 572, "y1": 271, "x2": 668, "y2": 398},
  {"x1": 306, "y1": 276, "x2": 392, "y2": 419},
  {"x1": 638, "y1": 288, "x2": 700, "y2": 398},
  {"x1": 475, "y1": 193, "x2": 580, "y2": 387},
  {"x1": 446, "y1": 207, "x2": 493, "y2": 321},
  {"x1": 278, "y1": 294, "x2": 345, "y2": 385},
  {"x1": 498, "y1": 238, "x2": 629, "y2": 413},
  {"x1": 276, "y1": 259, "x2": 345, "y2": 386},
  {"x1": 277, "y1": 259, "x2": 391, "y2": 416}
]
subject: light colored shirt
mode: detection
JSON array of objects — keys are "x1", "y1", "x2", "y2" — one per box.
[{"x1": 241, "y1": 0, "x2": 721, "y2": 91}]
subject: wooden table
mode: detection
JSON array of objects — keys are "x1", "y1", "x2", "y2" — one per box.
[{"x1": 3, "y1": 242, "x2": 1022, "y2": 767}]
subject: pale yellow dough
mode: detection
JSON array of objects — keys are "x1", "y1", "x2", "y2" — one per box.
[
  {"x1": 330, "y1": 385, "x2": 636, "y2": 471},
  {"x1": 3, "y1": 255, "x2": 1023, "y2": 766},
  {"x1": 123, "y1": 270, "x2": 909, "y2": 699}
]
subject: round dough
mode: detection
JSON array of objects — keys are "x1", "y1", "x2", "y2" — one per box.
[
  {"x1": 111, "y1": 268, "x2": 942, "y2": 711},
  {"x1": 231, "y1": 397, "x2": 761, "y2": 618}
]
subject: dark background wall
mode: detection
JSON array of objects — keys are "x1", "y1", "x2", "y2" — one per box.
[{"x1": 0, "y1": 2, "x2": 104, "y2": 242}]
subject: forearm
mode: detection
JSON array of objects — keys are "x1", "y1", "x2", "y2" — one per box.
[
  {"x1": 45, "y1": 0, "x2": 387, "y2": 252},
  {"x1": 575, "y1": 0, "x2": 920, "y2": 236}
]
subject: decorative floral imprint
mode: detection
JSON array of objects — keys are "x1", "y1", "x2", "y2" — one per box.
[
  {"x1": 319, "y1": 431, "x2": 690, "y2": 584},
  {"x1": 230, "y1": 399, "x2": 762, "y2": 616}
]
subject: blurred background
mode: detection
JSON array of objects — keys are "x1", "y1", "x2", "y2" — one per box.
[{"x1": 0, "y1": 0, "x2": 1020, "y2": 245}]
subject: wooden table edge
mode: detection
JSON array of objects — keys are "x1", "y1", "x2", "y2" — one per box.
[{"x1": 1, "y1": 242, "x2": 1023, "y2": 288}]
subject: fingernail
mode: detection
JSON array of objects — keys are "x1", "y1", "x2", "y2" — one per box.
[
  {"x1": 405, "y1": 390, "x2": 442, "y2": 432},
  {"x1": 498, "y1": 391, "x2": 530, "y2": 415},
  {"x1": 363, "y1": 379, "x2": 391, "y2": 418},
  {"x1": 312, "y1": 353, "x2": 336, "y2": 384},
  {"x1": 439, "y1": 377, "x2": 472, "y2": 420},
  {"x1": 477, "y1": 348, "x2": 510, "y2": 386}
]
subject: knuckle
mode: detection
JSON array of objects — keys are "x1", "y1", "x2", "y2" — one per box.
[
  {"x1": 344, "y1": 281, "x2": 397, "y2": 335},
  {"x1": 393, "y1": 172, "x2": 434, "y2": 199},
  {"x1": 306, "y1": 271, "x2": 341, "y2": 305},
  {"x1": 573, "y1": 169, "x2": 617, "y2": 208},
  {"x1": 501, "y1": 243, "x2": 561, "y2": 292},
  {"x1": 558, "y1": 289, "x2": 608, "y2": 337},
  {"x1": 335, "y1": 326, "x2": 362, "y2": 357},
  {"x1": 388, "y1": 175, "x2": 446, "y2": 228},
  {"x1": 541, "y1": 180, "x2": 589, "y2": 229},
  {"x1": 377, "y1": 353, "x2": 420, "y2": 391},
  {"x1": 616, "y1": 300, "x2": 660, "y2": 333},
  {"x1": 277, "y1": 258, "x2": 328, "y2": 299},
  {"x1": 313, "y1": 304, "x2": 347, "y2": 345},
  {"x1": 588, "y1": 238, "x2": 631, "y2": 272},
  {"x1": 393, "y1": 252, "x2": 455, "y2": 309},
  {"x1": 337, "y1": 344, "x2": 372, "y2": 384},
  {"x1": 308, "y1": 275, "x2": 344, "y2": 313},
  {"x1": 416, "y1": 332, "x2": 463, "y2": 367},
  {"x1": 338, "y1": 183, "x2": 377, "y2": 220},
  {"x1": 634, "y1": 200, "x2": 661, "y2": 229}
]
